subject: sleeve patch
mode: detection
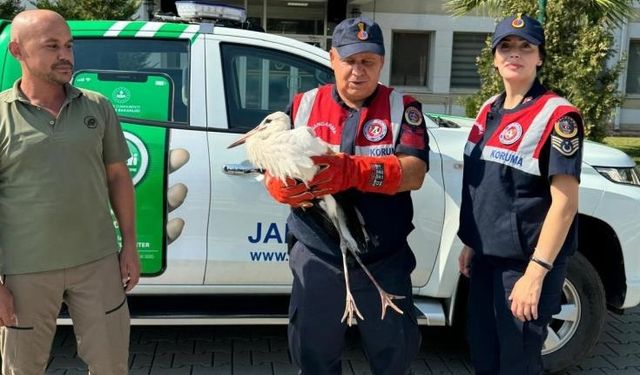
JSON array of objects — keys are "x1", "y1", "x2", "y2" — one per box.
[
  {"x1": 551, "y1": 134, "x2": 580, "y2": 156},
  {"x1": 554, "y1": 116, "x2": 578, "y2": 138},
  {"x1": 404, "y1": 106, "x2": 423, "y2": 126}
]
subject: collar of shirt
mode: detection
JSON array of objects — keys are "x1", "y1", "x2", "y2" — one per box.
[
  {"x1": 4, "y1": 79, "x2": 83, "y2": 104},
  {"x1": 493, "y1": 78, "x2": 547, "y2": 114},
  {"x1": 331, "y1": 84, "x2": 379, "y2": 112}
]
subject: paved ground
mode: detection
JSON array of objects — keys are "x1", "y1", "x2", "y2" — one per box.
[{"x1": 45, "y1": 306, "x2": 640, "y2": 374}]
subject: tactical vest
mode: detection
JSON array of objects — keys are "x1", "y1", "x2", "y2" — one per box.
[
  {"x1": 287, "y1": 84, "x2": 416, "y2": 268},
  {"x1": 459, "y1": 92, "x2": 580, "y2": 260}
]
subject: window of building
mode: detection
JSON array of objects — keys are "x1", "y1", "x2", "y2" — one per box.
[
  {"x1": 390, "y1": 31, "x2": 430, "y2": 87},
  {"x1": 450, "y1": 32, "x2": 488, "y2": 90},
  {"x1": 220, "y1": 43, "x2": 335, "y2": 130},
  {"x1": 627, "y1": 39, "x2": 640, "y2": 95},
  {"x1": 73, "y1": 38, "x2": 190, "y2": 123}
]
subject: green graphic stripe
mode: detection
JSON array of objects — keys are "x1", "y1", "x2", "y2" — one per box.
[
  {"x1": 70, "y1": 21, "x2": 197, "y2": 40},
  {"x1": 117, "y1": 22, "x2": 148, "y2": 37},
  {"x1": 154, "y1": 23, "x2": 190, "y2": 39}
]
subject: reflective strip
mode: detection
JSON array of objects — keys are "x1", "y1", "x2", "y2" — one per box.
[
  {"x1": 104, "y1": 21, "x2": 131, "y2": 37},
  {"x1": 464, "y1": 142, "x2": 475, "y2": 156},
  {"x1": 517, "y1": 97, "x2": 571, "y2": 159},
  {"x1": 293, "y1": 88, "x2": 318, "y2": 128},
  {"x1": 481, "y1": 146, "x2": 533, "y2": 173},
  {"x1": 180, "y1": 24, "x2": 200, "y2": 39},
  {"x1": 135, "y1": 22, "x2": 163, "y2": 37},
  {"x1": 479, "y1": 97, "x2": 573, "y2": 176},
  {"x1": 389, "y1": 90, "x2": 404, "y2": 145},
  {"x1": 464, "y1": 95, "x2": 499, "y2": 156}
]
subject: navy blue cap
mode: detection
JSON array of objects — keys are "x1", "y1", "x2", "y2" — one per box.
[
  {"x1": 332, "y1": 17, "x2": 385, "y2": 58},
  {"x1": 491, "y1": 14, "x2": 545, "y2": 49}
]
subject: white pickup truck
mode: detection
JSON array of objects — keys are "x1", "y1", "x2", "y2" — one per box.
[{"x1": 0, "y1": 11, "x2": 637, "y2": 373}]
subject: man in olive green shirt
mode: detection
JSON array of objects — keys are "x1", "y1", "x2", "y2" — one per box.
[{"x1": 0, "y1": 10, "x2": 139, "y2": 375}]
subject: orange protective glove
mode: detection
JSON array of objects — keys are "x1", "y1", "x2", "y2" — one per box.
[
  {"x1": 309, "y1": 154, "x2": 402, "y2": 196},
  {"x1": 264, "y1": 172, "x2": 314, "y2": 208}
]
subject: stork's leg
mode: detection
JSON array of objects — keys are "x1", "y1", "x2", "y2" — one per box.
[
  {"x1": 346, "y1": 248, "x2": 405, "y2": 320},
  {"x1": 321, "y1": 196, "x2": 405, "y2": 320},
  {"x1": 319, "y1": 196, "x2": 363, "y2": 325},
  {"x1": 340, "y1": 247, "x2": 363, "y2": 326}
]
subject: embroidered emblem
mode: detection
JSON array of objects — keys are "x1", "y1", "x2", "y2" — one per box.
[
  {"x1": 498, "y1": 122, "x2": 523, "y2": 145},
  {"x1": 552, "y1": 135, "x2": 580, "y2": 156},
  {"x1": 363, "y1": 119, "x2": 387, "y2": 142},
  {"x1": 84, "y1": 116, "x2": 97, "y2": 129},
  {"x1": 512, "y1": 14, "x2": 525, "y2": 28},
  {"x1": 310, "y1": 121, "x2": 337, "y2": 134},
  {"x1": 404, "y1": 106, "x2": 423, "y2": 126},
  {"x1": 357, "y1": 22, "x2": 369, "y2": 41},
  {"x1": 554, "y1": 116, "x2": 578, "y2": 138}
]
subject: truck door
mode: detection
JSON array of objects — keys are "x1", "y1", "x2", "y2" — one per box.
[{"x1": 205, "y1": 37, "x2": 334, "y2": 287}]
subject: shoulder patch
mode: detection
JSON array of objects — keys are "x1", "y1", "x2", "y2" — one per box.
[
  {"x1": 551, "y1": 135, "x2": 580, "y2": 156},
  {"x1": 554, "y1": 116, "x2": 578, "y2": 138},
  {"x1": 404, "y1": 106, "x2": 423, "y2": 126}
]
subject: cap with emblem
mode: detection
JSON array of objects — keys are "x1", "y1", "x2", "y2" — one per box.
[
  {"x1": 491, "y1": 14, "x2": 545, "y2": 49},
  {"x1": 332, "y1": 16, "x2": 385, "y2": 58}
]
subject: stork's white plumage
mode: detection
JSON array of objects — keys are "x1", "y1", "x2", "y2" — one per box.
[{"x1": 228, "y1": 111, "x2": 404, "y2": 325}]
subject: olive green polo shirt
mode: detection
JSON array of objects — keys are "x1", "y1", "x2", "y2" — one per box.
[{"x1": 0, "y1": 80, "x2": 130, "y2": 275}]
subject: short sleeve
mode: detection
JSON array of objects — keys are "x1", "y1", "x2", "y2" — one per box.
[
  {"x1": 547, "y1": 112, "x2": 583, "y2": 181},
  {"x1": 395, "y1": 100, "x2": 430, "y2": 167},
  {"x1": 100, "y1": 97, "x2": 130, "y2": 165}
]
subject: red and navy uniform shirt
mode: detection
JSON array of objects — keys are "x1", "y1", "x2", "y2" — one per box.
[
  {"x1": 458, "y1": 79, "x2": 583, "y2": 261},
  {"x1": 286, "y1": 84, "x2": 429, "y2": 266}
]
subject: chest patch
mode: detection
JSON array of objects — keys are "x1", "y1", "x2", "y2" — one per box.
[
  {"x1": 84, "y1": 116, "x2": 97, "y2": 129},
  {"x1": 363, "y1": 119, "x2": 387, "y2": 142},
  {"x1": 498, "y1": 122, "x2": 523, "y2": 145}
]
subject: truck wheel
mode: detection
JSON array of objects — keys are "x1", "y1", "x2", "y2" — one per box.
[{"x1": 542, "y1": 253, "x2": 606, "y2": 373}]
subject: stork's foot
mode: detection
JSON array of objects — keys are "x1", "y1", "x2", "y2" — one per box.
[
  {"x1": 341, "y1": 291, "x2": 364, "y2": 326},
  {"x1": 380, "y1": 292, "x2": 405, "y2": 320}
]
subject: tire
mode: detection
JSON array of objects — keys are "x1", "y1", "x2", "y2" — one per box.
[{"x1": 542, "y1": 252, "x2": 606, "y2": 373}]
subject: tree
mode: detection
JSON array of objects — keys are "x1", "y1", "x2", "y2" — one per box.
[
  {"x1": 32, "y1": 0, "x2": 141, "y2": 20},
  {"x1": 0, "y1": 0, "x2": 24, "y2": 19},
  {"x1": 446, "y1": 0, "x2": 636, "y2": 141}
]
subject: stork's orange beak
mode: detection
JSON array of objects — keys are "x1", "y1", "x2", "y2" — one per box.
[{"x1": 227, "y1": 127, "x2": 260, "y2": 149}]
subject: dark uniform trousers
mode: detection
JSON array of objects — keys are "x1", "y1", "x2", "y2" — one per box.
[
  {"x1": 467, "y1": 254, "x2": 568, "y2": 375},
  {"x1": 287, "y1": 242, "x2": 421, "y2": 375}
]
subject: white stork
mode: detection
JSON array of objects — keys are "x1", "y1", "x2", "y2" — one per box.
[{"x1": 228, "y1": 111, "x2": 403, "y2": 325}]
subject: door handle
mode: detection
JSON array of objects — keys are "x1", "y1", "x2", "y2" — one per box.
[{"x1": 222, "y1": 163, "x2": 263, "y2": 176}]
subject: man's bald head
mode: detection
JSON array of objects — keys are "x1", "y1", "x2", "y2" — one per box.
[
  {"x1": 11, "y1": 10, "x2": 68, "y2": 44},
  {"x1": 9, "y1": 9, "x2": 74, "y2": 87}
]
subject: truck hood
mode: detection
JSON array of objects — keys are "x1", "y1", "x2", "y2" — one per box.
[{"x1": 583, "y1": 140, "x2": 635, "y2": 168}]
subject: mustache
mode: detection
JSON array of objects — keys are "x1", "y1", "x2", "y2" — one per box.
[{"x1": 52, "y1": 61, "x2": 73, "y2": 69}]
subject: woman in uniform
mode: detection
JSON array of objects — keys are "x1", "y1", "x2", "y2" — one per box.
[{"x1": 457, "y1": 14, "x2": 584, "y2": 375}]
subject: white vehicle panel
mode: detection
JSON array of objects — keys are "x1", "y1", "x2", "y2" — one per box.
[{"x1": 206, "y1": 133, "x2": 292, "y2": 285}]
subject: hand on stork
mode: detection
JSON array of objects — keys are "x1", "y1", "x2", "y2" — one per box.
[{"x1": 265, "y1": 153, "x2": 404, "y2": 208}]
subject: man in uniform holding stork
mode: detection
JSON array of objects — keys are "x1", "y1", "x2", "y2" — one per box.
[{"x1": 266, "y1": 16, "x2": 429, "y2": 375}]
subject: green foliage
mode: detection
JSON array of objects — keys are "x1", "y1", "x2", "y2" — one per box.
[
  {"x1": 32, "y1": 0, "x2": 141, "y2": 20},
  {"x1": 450, "y1": 0, "x2": 635, "y2": 142},
  {"x1": 0, "y1": 0, "x2": 24, "y2": 20}
]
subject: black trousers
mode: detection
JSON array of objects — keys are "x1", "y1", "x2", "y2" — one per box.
[
  {"x1": 287, "y1": 242, "x2": 421, "y2": 375},
  {"x1": 467, "y1": 254, "x2": 568, "y2": 375}
]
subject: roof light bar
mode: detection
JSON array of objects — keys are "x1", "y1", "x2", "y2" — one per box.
[{"x1": 175, "y1": 1, "x2": 247, "y2": 22}]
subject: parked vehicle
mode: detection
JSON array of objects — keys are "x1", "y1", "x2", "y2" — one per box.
[{"x1": 0, "y1": 5, "x2": 637, "y2": 371}]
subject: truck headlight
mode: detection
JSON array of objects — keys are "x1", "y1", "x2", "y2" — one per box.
[{"x1": 594, "y1": 165, "x2": 640, "y2": 186}]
